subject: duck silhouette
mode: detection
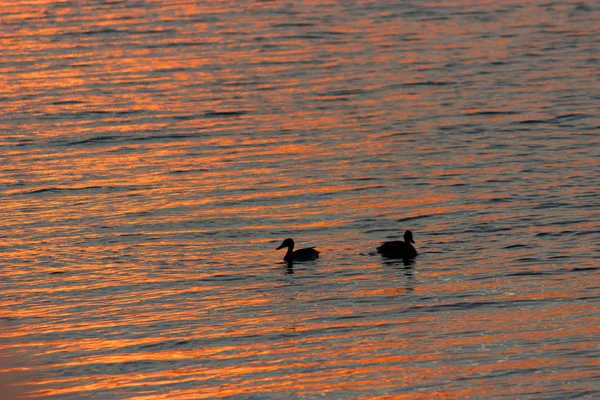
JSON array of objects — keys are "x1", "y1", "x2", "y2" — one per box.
[
  {"x1": 377, "y1": 230, "x2": 418, "y2": 259},
  {"x1": 276, "y1": 238, "x2": 320, "y2": 262}
]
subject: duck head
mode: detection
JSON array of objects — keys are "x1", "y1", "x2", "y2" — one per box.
[
  {"x1": 404, "y1": 230, "x2": 415, "y2": 244},
  {"x1": 276, "y1": 238, "x2": 295, "y2": 250}
]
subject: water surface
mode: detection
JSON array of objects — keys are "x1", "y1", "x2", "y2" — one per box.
[{"x1": 1, "y1": 1, "x2": 599, "y2": 398}]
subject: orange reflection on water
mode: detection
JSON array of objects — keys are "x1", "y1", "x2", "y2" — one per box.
[{"x1": 1, "y1": 0, "x2": 598, "y2": 399}]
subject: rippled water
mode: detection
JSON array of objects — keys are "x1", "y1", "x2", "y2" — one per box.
[{"x1": 1, "y1": 1, "x2": 599, "y2": 398}]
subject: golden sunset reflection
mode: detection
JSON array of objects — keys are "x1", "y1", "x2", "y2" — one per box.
[{"x1": 1, "y1": 0, "x2": 598, "y2": 398}]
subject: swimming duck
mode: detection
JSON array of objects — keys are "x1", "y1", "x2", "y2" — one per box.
[
  {"x1": 276, "y1": 238, "x2": 320, "y2": 262},
  {"x1": 377, "y1": 230, "x2": 418, "y2": 259}
]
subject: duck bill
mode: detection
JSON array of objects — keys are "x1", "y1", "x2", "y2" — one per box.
[
  {"x1": 276, "y1": 244, "x2": 285, "y2": 250},
  {"x1": 410, "y1": 239, "x2": 415, "y2": 244}
]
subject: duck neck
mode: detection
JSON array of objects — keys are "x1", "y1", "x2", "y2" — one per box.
[
  {"x1": 407, "y1": 242, "x2": 417, "y2": 255},
  {"x1": 284, "y1": 244, "x2": 294, "y2": 261}
]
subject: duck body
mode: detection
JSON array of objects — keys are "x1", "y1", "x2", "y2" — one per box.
[
  {"x1": 276, "y1": 238, "x2": 319, "y2": 262},
  {"x1": 377, "y1": 230, "x2": 418, "y2": 259}
]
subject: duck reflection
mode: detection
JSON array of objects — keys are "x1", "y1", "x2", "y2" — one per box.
[
  {"x1": 381, "y1": 258, "x2": 416, "y2": 293},
  {"x1": 281, "y1": 262, "x2": 295, "y2": 275}
]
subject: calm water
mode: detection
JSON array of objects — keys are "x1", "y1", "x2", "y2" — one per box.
[{"x1": 1, "y1": 1, "x2": 599, "y2": 398}]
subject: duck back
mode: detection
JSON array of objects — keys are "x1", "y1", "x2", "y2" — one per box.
[
  {"x1": 286, "y1": 247, "x2": 320, "y2": 262},
  {"x1": 377, "y1": 240, "x2": 417, "y2": 259}
]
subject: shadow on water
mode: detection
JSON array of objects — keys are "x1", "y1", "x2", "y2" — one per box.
[
  {"x1": 281, "y1": 262, "x2": 295, "y2": 275},
  {"x1": 381, "y1": 258, "x2": 416, "y2": 293},
  {"x1": 382, "y1": 257, "x2": 416, "y2": 268},
  {"x1": 278, "y1": 259, "x2": 321, "y2": 275}
]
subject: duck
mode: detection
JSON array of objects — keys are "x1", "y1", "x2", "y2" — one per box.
[
  {"x1": 377, "y1": 230, "x2": 418, "y2": 259},
  {"x1": 276, "y1": 238, "x2": 320, "y2": 262}
]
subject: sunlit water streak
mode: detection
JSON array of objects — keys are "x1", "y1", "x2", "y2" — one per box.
[{"x1": 1, "y1": 0, "x2": 599, "y2": 398}]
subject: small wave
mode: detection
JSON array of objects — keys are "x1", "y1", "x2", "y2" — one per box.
[
  {"x1": 488, "y1": 197, "x2": 512, "y2": 203},
  {"x1": 484, "y1": 179, "x2": 512, "y2": 183},
  {"x1": 23, "y1": 186, "x2": 103, "y2": 194},
  {"x1": 136, "y1": 28, "x2": 178, "y2": 35},
  {"x1": 335, "y1": 314, "x2": 366, "y2": 320},
  {"x1": 169, "y1": 168, "x2": 209, "y2": 174},
  {"x1": 173, "y1": 115, "x2": 198, "y2": 121},
  {"x1": 67, "y1": 135, "x2": 120, "y2": 146},
  {"x1": 15, "y1": 140, "x2": 35, "y2": 147},
  {"x1": 535, "y1": 232, "x2": 562, "y2": 237},
  {"x1": 550, "y1": 113, "x2": 588, "y2": 122},
  {"x1": 397, "y1": 215, "x2": 431, "y2": 223},
  {"x1": 466, "y1": 110, "x2": 519, "y2": 116},
  {"x1": 351, "y1": 185, "x2": 386, "y2": 192},
  {"x1": 77, "y1": 110, "x2": 111, "y2": 115},
  {"x1": 316, "y1": 30, "x2": 346, "y2": 35},
  {"x1": 464, "y1": 226, "x2": 511, "y2": 234},
  {"x1": 271, "y1": 23, "x2": 315, "y2": 28},
  {"x1": 519, "y1": 119, "x2": 546, "y2": 124},
  {"x1": 363, "y1": 228, "x2": 395, "y2": 234},
  {"x1": 203, "y1": 110, "x2": 248, "y2": 117},
  {"x1": 318, "y1": 89, "x2": 364, "y2": 97},
  {"x1": 515, "y1": 257, "x2": 542, "y2": 263},
  {"x1": 67, "y1": 133, "x2": 197, "y2": 146},
  {"x1": 505, "y1": 271, "x2": 550, "y2": 277},
  {"x1": 130, "y1": 133, "x2": 197, "y2": 141},
  {"x1": 39, "y1": 110, "x2": 115, "y2": 120},
  {"x1": 282, "y1": 34, "x2": 325, "y2": 40},
  {"x1": 139, "y1": 339, "x2": 190, "y2": 350},
  {"x1": 503, "y1": 244, "x2": 531, "y2": 249},
  {"x1": 409, "y1": 301, "x2": 499, "y2": 313},
  {"x1": 201, "y1": 274, "x2": 248, "y2": 282},
  {"x1": 401, "y1": 81, "x2": 455, "y2": 87},
  {"x1": 342, "y1": 177, "x2": 378, "y2": 182},
  {"x1": 401, "y1": 10, "x2": 441, "y2": 18},
  {"x1": 19, "y1": 185, "x2": 148, "y2": 195},
  {"x1": 53, "y1": 27, "x2": 122, "y2": 38},
  {"x1": 408, "y1": 298, "x2": 551, "y2": 314},
  {"x1": 51, "y1": 100, "x2": 85, "y2": 105},
  {"x1": 518, "y1": 113, "x2": 589, "y2": 125},
  {"x1": 146, "y1": 41, "x2": 210, "y2": 49}
]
